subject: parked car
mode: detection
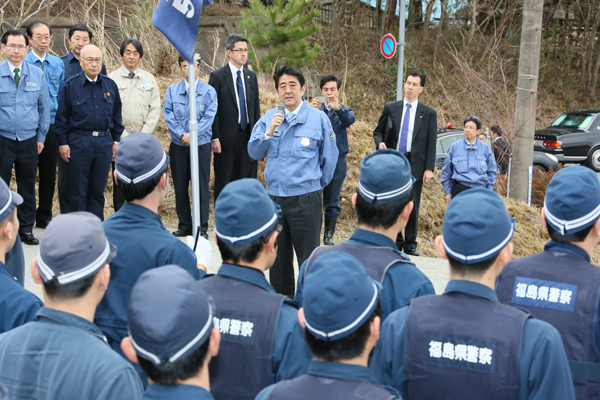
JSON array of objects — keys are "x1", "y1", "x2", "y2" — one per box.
[
  {"x1": 533, "y1": 108, "x2": 600, "y2": 171},
  {"x1": 436, "y1": 130, "x2": 559, "y2": 172}
]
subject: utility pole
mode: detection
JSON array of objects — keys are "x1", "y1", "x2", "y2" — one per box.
[{"x1": 509, "y1": 0, "x2": 544, "y2": 202}]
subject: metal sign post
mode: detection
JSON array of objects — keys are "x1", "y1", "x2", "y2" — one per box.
[
  {"x1": 188, "y1": 59, "x2": 200, "y2": 243},
  {"x1": 396, "y1": 0, "x2": 406, "y2": 101}
]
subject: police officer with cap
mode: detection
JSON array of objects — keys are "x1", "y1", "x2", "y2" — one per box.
[
  {"x1": 296, "y1": 149, "x2": 434, "y2": 320},
  {"x1": 120, "y1": 265, "x2": 220, "y2": 400},
  {"x1": 0, "y1": 178, "x2": 42, "y2": 333},
  {"x1": 371, "y1": 188, "x2": 575, "y2": 400},
  {"x1": 96, "y1": 132, "x2": 204, "y2": 381},
  {"x1": 497, "y1": 166, "x2": 600, "y2": 398},
  {"x1": 0, "y1": 212, "x2": 144, "y2": 399},
  {"x1": 199, "y1": 178, "x2": 311, "y2": 400},
  {"x1": 256, "y1": 252, "x2": 400, "y2": 400}
]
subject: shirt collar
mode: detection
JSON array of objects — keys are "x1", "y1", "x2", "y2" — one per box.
[
  {"x1": 307, "y1": 360, "x2": 380, "y2": 384},
  {"x1": 493, "y1": 136, "x2": 501, "y2": 142},
  {"x1": 288, "y1": 101, "x2": 303, "y2": 117},
  {"x1": 217, "y1": 263, "x2": 275, "y2": 293},
  {"x1": 463, "y1": 137, "x2": 479, "y2": 148},
  {"x1": 544, "y1": 240, "x2": 591, "y2": 263},
  {"x1": 36, "y1": 307, "x2": 108, "y2": 342},
  {"x1": 116, "y1": 202, "x2": 164, "y2": 226},
  {"x1": 349, "y1": 229, "x2": 399, "y2": 250},
  {"x1": 444, "y1": 280, "x2": 498, "y2": 302},
  {"x1": 184, "y1": 77, "x2": 200, "y2": 92},
  {"x1": 228, "y1": 61, "x2": 243, "y2": 76},
  {"x1": 31, "y1": 51, "x2": 46, "y2": 63},
  {"x1": 7, "y1": 60, "x2": 23, "y2": 72},
  {"x1": 403, "y1": 97, "x2": 419, "y2": 109},
  {"x1": 84, "y1": 73, "x2": 98, "y2": 83},
  {"x1": 122, "y1": 65, "x2": 138, "y2": 76}
]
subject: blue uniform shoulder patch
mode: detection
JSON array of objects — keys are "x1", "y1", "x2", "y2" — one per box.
[{"x1": 511, "y1": 276, "x2": 577, "y2": 312}]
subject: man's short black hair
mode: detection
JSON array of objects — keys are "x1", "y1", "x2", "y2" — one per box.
[
  {"x1": 68, "y1": 24, "x2": 92, "y2": 41},
  {"x1": 273, "y1": 65, "x2": 305, "y2": 88},
  {"x1": 178, "y1": 54, "x2": 200, "y2": 67},
  {"x1": 1, "y1": 30, "x2": 28, "y2": 46},
  {"x1": 305, "y1": 301, "x2": 382, "y2": 362},
  {"x1": 478, "y1": 133, "x2": 487, "y2": 139},
  {"x1": 43, "y1": 271, "x2": 99, "y2": 300},
  {"x1": 490, "y1": 125, "x2": 503, "y2": 136},
  {"x1": 116, "y1": 165, "x2": 168, "y2": 203},
  {"x1": 120, "y1": 38, "x2": 144, "y2": 57},
  {"x1": 545, "y1": 217, "x2": 596, "y2": 244},
  {"x1": 226, "y1": 34, "x2": 248, "y2": 51},
  {"x1": 217, "y1": 223, "x2": 279, "y2": 264},
  {"x1": 138, "y1": 335, "x2": 210, "y2": 385},
  {"x1": 464, "y1": 115, "x2": 482, "y2": 130},
  {"x1": 406, "y1": 71, "x2": 426, "y2": 87},
  {"x1": 26, "y1": 21, "x2": 52, "y2": 37},
  {"x1": 320, "y1": 75, "x2": 341, "y2": 90},
  {"x1": 354, "y1": 190, "x2": 414, "y2": 230},
  {"x1": 447, "y1": 252, "x2": 500, "y2": 278}
]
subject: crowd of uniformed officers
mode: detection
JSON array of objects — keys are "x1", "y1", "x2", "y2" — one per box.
[{"x1": 0, "y1": 19, "x2": 596, "y2": 400}]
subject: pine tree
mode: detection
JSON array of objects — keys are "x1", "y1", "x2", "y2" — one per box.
[{"x1": 238, "y1": 0, "x2": 323, "y2": 72}]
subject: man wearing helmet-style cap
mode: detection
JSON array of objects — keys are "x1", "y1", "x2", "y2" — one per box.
[
  {"x1": 371, "y1": 188, "x2": 575, "y2": 400},
  {"x1": 199, "y1": 178, "x2": 311, "y2": 400},
  {"x1": 497, "y1": 166, "x2": 600, "y2": 398},
  {"x1": 0, "y1": 212, "x2": 143, "y2": 400}
]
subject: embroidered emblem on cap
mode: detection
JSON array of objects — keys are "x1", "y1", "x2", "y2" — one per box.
[{"x1": 301, "y1": 137, "x2": 310, "y2": 147}]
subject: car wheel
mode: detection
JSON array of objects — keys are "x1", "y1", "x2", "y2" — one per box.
[
  {"x1": 587, "y1": 147, "x2": 600, "y2": 172},
  {"x1": 533, "y1": 164, "x2": 547, "y2": 173}
]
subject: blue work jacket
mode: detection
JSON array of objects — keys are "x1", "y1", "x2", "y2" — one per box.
[
  {"x1": 0, "y1": 61, "x2": 50, "y2": 142},
  {"x1": 0, "y1": 307, "x2": 144, "y2": 400},
  {"x1": 163, "y1": 78, "x2": 217, "y2": 147},
  {"x1": 248, "y1": 101, "x2": 339, "y2": 197},
  {"x1": 60, "y1": 51, "x2": 107, "y2": 79},
  {"x1": 141, "y1": 384, "x2": 215, "y2": 400},
  {"x1": 295, "y1": 229, "x2": 435, "y2": 321},
  {"x1": 54, "y1": 73, "x2": 124, "y2": 145},
  {"x1": 0, "y1": 260, "x2": 42, "y2": 334},
  {"x1": 255, "y1": 360, "x2": 401, "y2": 400},
  {"x1": 320, "y1": 103, "x2": 355, "y2": 155},
  {"x1": 441, "y1": 138, "x2": 497, "y2": 194},
  {"x1": 370, "y1": 280, "x2": 576, "y2": 400},
  {"x1": 210, "y1": 263, "x2": 312, "y2": 381},
  {"x1": 24, "y1": 51, "x2": 64, "y2": 123},
  {"x1": 95, "y1": 202, "x2": 203, "y2": 345}
]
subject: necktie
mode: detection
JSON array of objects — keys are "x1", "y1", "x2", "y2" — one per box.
[
  {"x1": 398, "y1": 103, "x2": 411, "y2": 154},
  {"x1": 236, "y1": 70, "x2": 247, "y2": 130},
  {"x1": 13, "y1": 68, "x2": 19, "y2": 87},
  {"x1": 128, "y1": 72, "x2": 135, "y2": 79},
  {"x1": 287, "y1": 112, "x2": 295, "y2": 124}
]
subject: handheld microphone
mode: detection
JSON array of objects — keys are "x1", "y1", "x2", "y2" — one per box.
[{"x1": 274, "y1": 103, "x2": 285, "y2": 134}]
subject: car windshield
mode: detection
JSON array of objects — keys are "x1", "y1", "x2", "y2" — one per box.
[{"x1": 550, "y1": 113, "x2": 593, "y2": 129}]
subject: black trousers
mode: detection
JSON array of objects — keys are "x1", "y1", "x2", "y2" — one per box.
[
  {"x1": 451, "y1": 182, "x2": 472, "y2": 198},
  {"x1": 0, "y1": 135, "x2": 37, "y2": 233},
  {"x1": 396, "y1": 179, "x2": 423, "y2": 252},
  {"x1": 170, "y1": 142, "x2": 210, "y2": 233},
  {"x1": 213, "y1": 126, "x2": 258, "y2": 203},
  {"x1": 270, "y1": 190, "x2": 322, "y2": 297},
  {"x1": 36, "y1": 125, "x2": 58, "y2": 225},
  {"x1": 111, "y1": 162, "x2": 124, "y2": 212},
  {"x1": 57, "y1": 147, "x2": 70, "y2": 214}
]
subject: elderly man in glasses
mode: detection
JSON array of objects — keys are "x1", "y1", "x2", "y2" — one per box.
[{"x1": 55, "y1": 44, "x2": 124, "y2": 220}]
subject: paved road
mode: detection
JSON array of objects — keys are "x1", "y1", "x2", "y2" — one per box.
[{"x1": 21, "y1": 226, "x2": 450, "y2": 301}]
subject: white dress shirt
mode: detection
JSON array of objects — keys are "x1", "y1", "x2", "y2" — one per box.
[
  {"x1": 228, "y1": 62, "x2": 248, "y2": 125},
  {"x1": 398, "y1": 98, "x2": 419, "y2": 153}
]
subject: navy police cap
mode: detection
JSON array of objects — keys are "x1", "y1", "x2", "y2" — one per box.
[
  {"x1": 115, "y1": 132, "x2": 170, "y2": 185},
  {"x1": 0, "y1": 179, "x2": 22, "y2": 223},
  {"x1": 37, "y1": 212, "x2": 117, "y2": 285},
  {"x1": 303, "y1": 252, "x2": 380, "y2": 341},
  {"x1": 128, "y1": 265, "x2": 215, "y2": 366},
  {"x1": 544, "y1": 166, "x2": 600, "y2": 235},
  {"x1": 442, "y1": 188, "x2": 515, "y2": 264},
  {"x1": 215, "y1": 179, "x2": 280, "y2": 246},
  {"x1": 359, "y1": 149, "x2": 415, "y2": 204}
]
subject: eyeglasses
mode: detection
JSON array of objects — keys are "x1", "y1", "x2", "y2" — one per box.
[
  {"x1": 231, "y1": 48, "x2": 249, "y2": 53},
  {"x1": 83, "y1": 57, "x2": 102, "y2": 64},
  {"x1": 5, "y1": 44, "x2": 27, "y2": 50},
  {"x1": 33, "y1": 35, "x2": 50, "y2": 41}
]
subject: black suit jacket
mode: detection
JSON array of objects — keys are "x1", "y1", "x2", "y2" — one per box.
[
  {"x1": 492, "y1": 136, "x2": 510, "y2": 173},
  {"x1": 373, "y1": 100, "x2": 438, "y2": 180},
  {"x1": 208, "y1": 64, "x2": 260, "y2": 151}
]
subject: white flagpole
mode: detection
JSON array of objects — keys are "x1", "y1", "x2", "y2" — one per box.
[{"x1": 188, "y1": 56, "x2": 200, "y2": 243}]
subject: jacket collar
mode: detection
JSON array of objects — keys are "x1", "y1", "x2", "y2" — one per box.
[
  {"x1": 444, "y1": 279, "x2": 498, "y2": 302},
  {"x1": 36, "y1": 307, "x2": 108, "y2": 342},
  {"x1": 216, "y1": 263, "x2": 275, "y2": 292}
]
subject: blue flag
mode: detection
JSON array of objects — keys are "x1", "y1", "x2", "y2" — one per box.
[{"x1": 152, "y1": 0, "x2": 213, "y2": 63}]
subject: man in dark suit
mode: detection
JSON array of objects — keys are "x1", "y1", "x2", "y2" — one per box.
[
  {"x1": 490, "y1": 125, "x2": 510, "y2": 175},
  {"x1": 209, "y1": 34, "x2": 261, "y2": 202},
  {"x1": 373, "y1": 72, "x2": 437, "y2": 256}
]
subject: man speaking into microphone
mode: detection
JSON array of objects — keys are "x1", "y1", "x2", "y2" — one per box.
[{"x1": 248, "y1": 65, "x2": 338, "y2": 297}]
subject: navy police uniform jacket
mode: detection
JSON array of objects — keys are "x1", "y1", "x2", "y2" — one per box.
[
  {"x1": 96, "y1": 203, "x2": 203, "y2": 346},
  {"x1": 496, "y1": 241, "x2": 600, "y2": 399},
  {"x1": 370, "y1": 280, "x2": 575, "y2": 400},
  {"x1": 54, "y1": 73, "x2": 124, "y2": 146},
  {"x1": 141, "y1": 384, "x2": 215, "y2": 400},
  {"x1": 0, "y1": 307, "x2": 144, "y2": 400},
  {"x1": 0, "y1": 260, "x2": 42, "y2": 333},
  {"x1": 198, "y1": 263, "x2": 312, "y2": 400},
  {"x1": 295, "y1": 229, "x2": 435, "y2": 320},
  {"x1": 320, "y1": 103, "x2": 355, "y2": 155},
  {"x1": 255, "y1": 360, "x2": 400, "y2": 400}
]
